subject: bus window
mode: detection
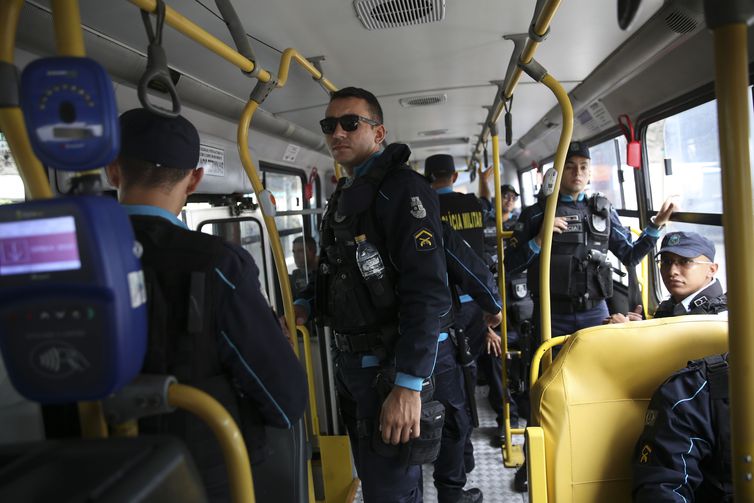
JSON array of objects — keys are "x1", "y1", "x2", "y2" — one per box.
[
  {"x1": 0, "y1": 133, "x2": 25, "y2": 204},
  {"x1": 263, "y1": 168, "x2": 307, "y2": 274},
  {"x1": 520, "y1": 166, "x2": 544, "y2": 207},
  {"x1": 589, "y1": 136, "x2": 638, "y2": 211},
  {"x1": 644, "y1": 97, "x2": 754, "y2": 213}
]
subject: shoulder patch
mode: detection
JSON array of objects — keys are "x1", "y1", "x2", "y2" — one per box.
[
  {"x1": 410, "y1": 196, "x2": 427, "y2": 219},
  {"x1": 644, "y1": 409, "x2": 657, "y2": 427},
  {"x1": 414, "y1": 228, "x2": 436, "y2": 251},
  {"x1": 514, "y1": 222, "x2": 524, "y2": 232},
  {"x1": 639, "y1": 443, "x2": 652, "y2": 464}
]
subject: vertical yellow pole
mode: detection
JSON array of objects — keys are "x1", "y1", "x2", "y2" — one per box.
[
  {"x1": 713, "y1": 22, "x2": 754, "y2": 501},
  {"x1": 51, "y1": 0, "x2": 85, "y2": 56},
  {"x1": 537, "y1": 73, "x2": 573, "y2": 369}
]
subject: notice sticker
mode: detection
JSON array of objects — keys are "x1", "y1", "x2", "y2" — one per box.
[{"x1": 199, "y1": 144, "x2": 225, "y2": 177}]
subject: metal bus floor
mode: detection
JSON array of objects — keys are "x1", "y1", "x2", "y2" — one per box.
[{"x1": 354, "y1": 384, "x2": 528, "y2": 502}]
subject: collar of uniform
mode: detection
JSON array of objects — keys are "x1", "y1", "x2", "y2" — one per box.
[
  {"x1": 353, "y1": 151, "x2": 383, "y2": 178},
  {"x1": 680, "y1": 278, "x2": 720, "y2": 311},
  {"x1": 560, "y1": 192, "x2": 587, "y2": 202},
  {"x1": 435, "y1": 187, "x2": 454, "y2": 195},
  {"x1": 123, "y1": 204, "x2": 188, "y2": 229}
]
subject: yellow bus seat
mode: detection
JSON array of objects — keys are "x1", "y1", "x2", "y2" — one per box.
[{"x1": 526, "y1": 315, "x2": 728, "y2": 503}]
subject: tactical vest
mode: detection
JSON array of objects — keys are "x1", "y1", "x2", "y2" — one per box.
[
  {"x1": 316, "y1": 146, "x2": 409, "y2": 346},
  {"x1": 132, "y1": 217, "x2": 266, "y2": 495},
  {"x1": 544, "y1": 193, "x2": 613, "y2": 312},
  {"x1": 688, "y1": 354, "x2": 733, "y2": 503},
  {"x1": 438, "y1": 192, "x2": 485, "y2": 258},
  {"x1": 654, "y1": 280, "x2": 728, "y2": 318}
]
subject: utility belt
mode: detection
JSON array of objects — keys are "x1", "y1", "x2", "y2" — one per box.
[
  {"x1": 333, "y1": 331, "x2": 384, "y2": 353},
  {"x1": 371, "y1": 370, "x2": 445, "y2": 466},
  {"x1": 550, "y1": 296, "x2": 604, "y2": 314}
]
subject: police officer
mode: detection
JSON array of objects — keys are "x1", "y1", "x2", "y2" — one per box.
[
  {"x1": 290, "y1": 235, "x2": 318, "y2": 297},
  {"x1": 606, "y1": 231, "x2": 727, "y2": 323},
  {"x1": 293, "y1": 87, "x2": 450, "y2": 503},
  {"x1": 425, "y1": 154, "x2": 502, "y2": 502},
  {"x1": 632, "y1": 353, "x2": 731, "y2": 502},
  {"x1": 106, "y1": 109, "x2": 307, "y2": 501},
  {"x1": 505, "y1": 140, "x2": 676, "y2": 491}
]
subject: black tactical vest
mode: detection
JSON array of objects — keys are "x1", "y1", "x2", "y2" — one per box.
[
  {"x1": 131, "y1": 217, "x2": 266, "y2": 495},
  {"x1": 438, "y1": 192, "x2": 485, "y2": 258},
  {"x1": 654, "y1": 280, "x2": 727, "y2": 318},
  {"x1": 545, "y1": 193, "x2": 613, "y2": 312},
  {"x1": 316, "y1": 145, "x2": 408, "y2": 339}
]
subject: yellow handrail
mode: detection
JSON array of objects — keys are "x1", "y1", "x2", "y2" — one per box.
[
  {"x1": 168, "y1": 384, "x2": 255, "y2": 503},
  {"x1": 537, "y1": 73, "x2": 574, "y2": 367},
  {"x1": 529, "y1": 335, "x2": 568, "y2": 388},
  {"x1": 77, "y1": 401, "x2": 109, "y2": 438},
  {"x1": 298, "y1": 324, "x2": 320, "y2": 439},
  {"x1": 631, "y1": 228, "x2": 650, "y2": 318},
  {"x1": 712, "y1": 22, "x2": 754, "y2": 501},
  {"x1": 51, "y1": 0, "x2": 85, "y2": 56}
]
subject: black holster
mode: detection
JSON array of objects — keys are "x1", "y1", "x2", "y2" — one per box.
[{"x1": 371, "y1": 369, "x2": 445, "y2": 465}]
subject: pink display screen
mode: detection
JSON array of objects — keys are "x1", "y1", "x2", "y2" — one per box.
[{"x1": 0, "y1": 216, "x2": 81, "y2": 276}]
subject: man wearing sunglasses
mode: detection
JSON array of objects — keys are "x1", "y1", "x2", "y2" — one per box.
[
  {"x1": 296, "y1": 87, "x2": 450, "y2": 503},
  {"x1": 607, "y1": 231, "x2": 726, "y2": 322}
]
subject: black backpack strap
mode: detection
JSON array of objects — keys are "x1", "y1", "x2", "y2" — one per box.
[
  {"x1": 704, "y1": 353, "x2": 729, "y2": 400},
  {"x1": 702, "y1": 353, "x2": 733, "y2": 499}
]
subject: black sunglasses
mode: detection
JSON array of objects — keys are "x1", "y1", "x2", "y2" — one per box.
[{"x1": 319, "y1": 114, "x2": 381, "y2": 134}]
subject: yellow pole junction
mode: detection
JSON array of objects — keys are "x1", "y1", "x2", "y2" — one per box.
[
  {"x1": 169, "y1": 384, "x2": 255, "y2": 503},
  {"x1": 536, "y1": 73, "x2": 573, "y2": 371},
  {"x1": 528, "y1": 336, "x2": 568, "y2": 387},
  {"x1": 712, "y1": 22, "x2": 754, "y2": 502},
  {"x1": 0, "y1": 0, "x2": 53, "y2": 199}
]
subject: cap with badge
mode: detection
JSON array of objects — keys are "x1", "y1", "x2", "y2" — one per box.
[
  {"x1": 567, "y1": 141, "x2": 591, "y2": 160},
  {"x1": 119, "y1": 108, "x2": 200, "y2": 170},
  {"x1": 656, "y1": 231, "x2": 716, "y2": 261},
  {"x1": 424, "y1": 154, "x2": 456, "y2": 180}
]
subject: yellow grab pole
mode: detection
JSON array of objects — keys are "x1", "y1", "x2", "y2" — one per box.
[
  {"x1": 0, "y1": 0, "x2": 53, "y2": 199},
  {"x1": 503, "y1": 0, "x2": 562, "y2": 101},
  {"x1": 529, "y1": 335, "x2": 568, "y2": 388},
  {"x1": 51, "y1": 0, "x2": 85, "y2": 56},
  {"x1": 537, "y1": 73, "x2": 574, "y2": 368},
  {"x1": 297, "y1": 324, "x2": 320, "y2": 439},
  {"x1": 128, "y1": 0, "x2": 270, "y2": 81},
  {"x1": 491, "y1": 132, "x2": 521, "y2": 466},
  {"x1": 237, "y1": 100, "x2": 298, "y2": 355},
  {"x1": 77, "y1": 401, "x2": 108, "y2": 438},
  {"x1": 277, "y1": 48, "x2": 337, "y2": 92},
  {"x1": 334, "y1": 160, "x2": 343, "y2": 181},
  {"x1": 169, "y1": 384, "x2": 255, "y2": 503},
  {"x1": 631, "y1": 228, "x2": 650, "y2": 318},
  {"x1": 713, "y1": 22, "x2": 754, "y2": 501}
]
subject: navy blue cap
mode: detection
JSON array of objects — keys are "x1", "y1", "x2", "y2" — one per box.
[
  {"x1": 424, "y1": 154, "x2": 455, "y2": 179},
  {"x1": 501, "y1": 184, "x2": 519, "y2": 196},
  {"x1": 657, "y1": 231, "x2": 716, "y2": 261},
  {"x1": 567, "y1": 141, "x2": 590, "y2": 160},
  {"x1": 119, "y1": 109, "x2": 200, "y2": 169}
]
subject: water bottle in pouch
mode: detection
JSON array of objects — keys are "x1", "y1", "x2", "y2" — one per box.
[{"x1": 355, "y1": 234, "x2": 395, "y2": 308}]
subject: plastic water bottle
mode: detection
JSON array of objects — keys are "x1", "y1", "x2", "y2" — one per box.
[
  {"x1": 355, "y1": 234, "x2": 394, "y2": 308},
  {"x1": 355, "y1": 234, "x2": 385, "y2": 280}
]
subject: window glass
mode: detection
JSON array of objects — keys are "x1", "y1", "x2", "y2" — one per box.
[
  {"x1": 645, "y1": 97, "x2": 754, "y2": 213},
  {"x1": 0, "y1": 133, "x2": 26, "y2": 204},
  {"x1": 521, "y1": 167, "x2": 543, "y2": 207},
  {"x1": 589, "y1": 136, "x2": 638, "y2": 211}
]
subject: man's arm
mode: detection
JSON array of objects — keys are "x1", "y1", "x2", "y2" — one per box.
[
  {"x1": 632, "y1": 368, "x2": 715, "y2": 502},
  {"x1": 503, "y1": 204, "x2": 544, "y2": 275},
  {"x1": 611, "y1": 198, "x2": 676, "y2": 267},
  {"x1": 442, "y1": 221, "x2": 502, "y2": 315},
  {"x1": 215, "y1": 245, "x2": 308, "y2": 428}
]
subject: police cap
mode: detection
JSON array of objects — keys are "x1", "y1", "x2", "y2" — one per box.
[
  {"x1": 501, "y1": 184, "x2": 519, "y2": 197},
  {"x1": 656, "y1": 231, "x2": 716, "y2": 261},
  {"x1": 424, "y1": 154, "x2": 456, "y2": 180},
  {"x1": 119, "y1": 108, "x2": 200, "y2": 170},
  {"x1": 567, "y1": 141, "x2": 591, "y2": 160}
]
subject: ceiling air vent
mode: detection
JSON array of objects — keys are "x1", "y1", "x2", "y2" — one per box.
[
  {"x1": 418, "y1": 128, "x2": 448, "y2": 136},
  {"x1": 399, "y1": 93, "x2": 447, "y2": 108},
  {"x1": 353, "y1": 0, "x2": 446, "y2": 30},
  {"x1": 664, "y1": 10, "x2": 698, "y2": 33}
]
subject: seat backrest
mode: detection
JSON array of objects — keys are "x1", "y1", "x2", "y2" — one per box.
[{"x1": 530, "y1": 315, "x2": 728, "y2": 503}]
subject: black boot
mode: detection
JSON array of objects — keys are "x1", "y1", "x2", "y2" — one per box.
[
  {"x1": 513, "y1": 463, "x2": 528, "y2": 492},
  {"x1": 457, "y1": 488, "x2": 483, "y2": 502}
]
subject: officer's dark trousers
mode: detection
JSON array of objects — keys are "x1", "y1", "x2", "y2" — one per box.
[
  {"x1": 433, "y1": 338, "x2": 472, "y2": 503},
  {"x1": 335, "y1": 352, "x2": 423, "y2": 503}
]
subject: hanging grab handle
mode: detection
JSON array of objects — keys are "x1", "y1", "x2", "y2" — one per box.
[{"x1": 138, "y1": 0, "x2": 181, "y2": 118}]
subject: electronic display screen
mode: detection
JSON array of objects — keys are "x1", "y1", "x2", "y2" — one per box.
[
  {"x1": 53, "y1": 127, "x2": 94, "y2": 139},
  {"x1": 0, "y1": 216, "x2": 81, "y2": 276}
]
